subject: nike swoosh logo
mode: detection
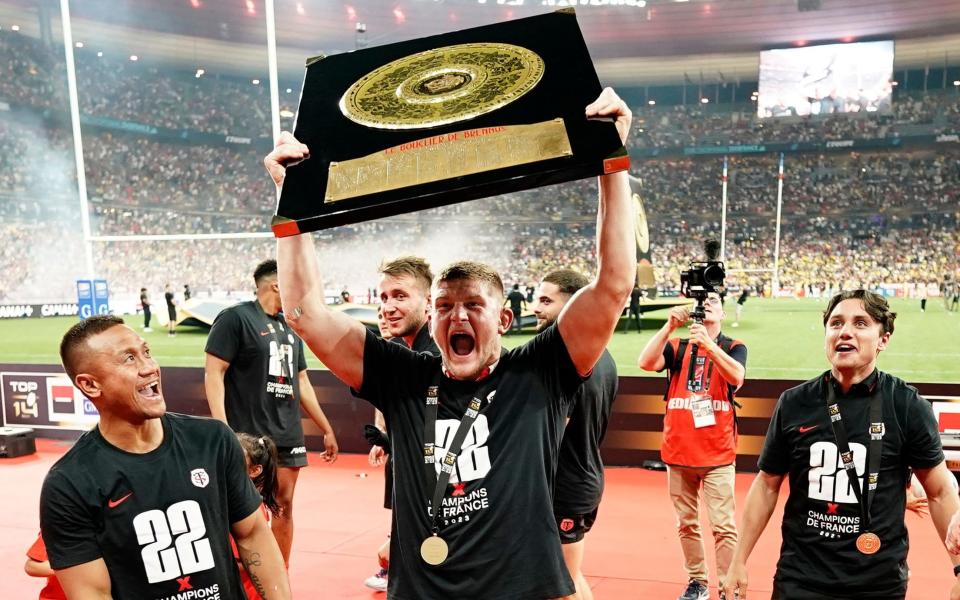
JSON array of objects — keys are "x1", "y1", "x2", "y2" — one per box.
[
  {"x1": 260, "y1": 331, "x2": 271, "y2": 336},
  {"x1": 108, "y1": 492, "x2": 133, "y2": 508},
  {"x1": 799, "y1": 425, "x2": 819, "y2": 433}
]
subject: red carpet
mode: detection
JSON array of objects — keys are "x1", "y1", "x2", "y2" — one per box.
[{"x1": 1, "y1": 440, "x2": 951, "y2": 598}]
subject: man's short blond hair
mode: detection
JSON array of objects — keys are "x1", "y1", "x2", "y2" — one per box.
[
  {"x1": 378, "y1": 256, "x2": 433, "y2": 293},
  {"x1": 435, "y1": 261, "x2": 504, "y2": 299}
]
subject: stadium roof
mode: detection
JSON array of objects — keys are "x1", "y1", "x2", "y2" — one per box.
[{"x1": 3, "y1": 0, "x2": 960, "y2": 85}]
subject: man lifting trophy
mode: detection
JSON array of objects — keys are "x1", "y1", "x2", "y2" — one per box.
[{"x1": 269, "y1": 9, "x2": 637, "y2": 598}]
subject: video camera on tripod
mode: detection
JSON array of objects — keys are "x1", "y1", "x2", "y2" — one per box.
[{"x1": 679, "y1": 239, "x2": 726, "y2": 323}]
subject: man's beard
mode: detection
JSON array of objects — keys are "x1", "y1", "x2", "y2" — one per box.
[
  {"x1": 535, "y1": 317, "x2": 555, "y2": 333},
  {"x1": 396, "y1": 317, "x2": 426, "y2": 339}
]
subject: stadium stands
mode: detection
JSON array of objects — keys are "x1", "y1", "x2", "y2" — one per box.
[{"x1": 1, "y1": 29, "x2": 957, "y2": 305}]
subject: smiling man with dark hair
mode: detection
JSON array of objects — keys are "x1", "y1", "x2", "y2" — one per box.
[
  {"x1": 723, "y1": 290, "x2": 960, "y2": 600},
  {"x1": 42, "y1": 316, "x2": 289, "y2": 600}
]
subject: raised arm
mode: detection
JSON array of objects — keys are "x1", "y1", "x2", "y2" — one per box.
[
  {"x1": 557, "y1": 88, "x2": 636, "y2": 376},
  {"x1": 638, "y1": 305, "x2": 690, "y2": 372},
  {"x1": 267, "y1": 133, "x2": 368, "y2": 390}
]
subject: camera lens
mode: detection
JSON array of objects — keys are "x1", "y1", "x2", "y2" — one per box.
[{"x1": 703, "y1": 264, "x2": 725, "y2": 286}]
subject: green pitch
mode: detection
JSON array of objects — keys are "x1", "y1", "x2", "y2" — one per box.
[{"x1": 0, "y1": 298, "x2": 956, "y2": 382}]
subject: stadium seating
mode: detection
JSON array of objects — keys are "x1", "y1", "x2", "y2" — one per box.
[{"x1": 1, "y1": 30, "x2": 957, "y2": 304}]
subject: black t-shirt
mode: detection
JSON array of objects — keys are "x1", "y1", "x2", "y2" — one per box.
[
  {"x1": 507, "y1": 290, "x2": 525, "y2": 313},
  {"x1": 737, "y1": 289, "x2": 749, "y2": 304},
  {"x1": 629, "y1": 287, "x2": 641, "y2": 309},
  {"x1": 164, "y1": 292, "x2": 175, "y2": 310},
  {"x1": 205, "y1": 301, "x2": 309, "y2": 446},
  {"x1": 759, "y1": 370, "x2": 944, "y2": 596},
  {"x1": 554, "y1": 349, "x2": 618, "y2": 514},
  {"x1": 40, "y1": 413, "x2": 262, "y2": 599},
  {"x1": 140, "y1": 292, "x2": 150, "y2": 309},
  {"x1": 356, "y1": 324, "x2": 582, "y2": 600},
  {"x1": 397, "y1": 324, "x2": 440, "y2": 355}
]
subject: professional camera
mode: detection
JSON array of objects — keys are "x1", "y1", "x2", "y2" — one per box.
[{"x1": 679, "y1": 239, "x2": 725, "y2": 323}]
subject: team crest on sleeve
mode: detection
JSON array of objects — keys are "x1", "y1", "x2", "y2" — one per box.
[
  {"x1": 190, "y1": 468, "x2": 210, "y2": 488},
  {"x1": 559, "y1": 518, "x2": 574, "y2": 532}
]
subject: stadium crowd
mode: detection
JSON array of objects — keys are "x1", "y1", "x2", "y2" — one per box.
[
  {"x1": 632, "y1": 90, "x2": 960, "y2": 148},
  {"x1": 1, "y1": 29, "x2": 958, "y2": 305}
]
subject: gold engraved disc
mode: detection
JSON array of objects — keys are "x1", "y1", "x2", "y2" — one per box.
[
  {"x1": 420, "y1": 535, "x2": 449, "y2": 565},
  {"x1": 340, "y1": 43, "x2": 545, "y2": 130}
]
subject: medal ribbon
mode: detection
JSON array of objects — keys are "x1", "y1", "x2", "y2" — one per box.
[
  {"x1": 824, "y1": 376, "x2": 884, "y2": 531},
  {"x1": 422, "y1": 371, "x2": 495, "y2": 535}
]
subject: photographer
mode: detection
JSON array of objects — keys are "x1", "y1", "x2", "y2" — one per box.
[{"x1": 638, "y1": 287, "x2": 746, "y2": 600}]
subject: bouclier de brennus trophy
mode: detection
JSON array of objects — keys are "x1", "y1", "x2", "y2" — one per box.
[{"x1": 272, "y1": 9, "x2": 629, "y2": 236}]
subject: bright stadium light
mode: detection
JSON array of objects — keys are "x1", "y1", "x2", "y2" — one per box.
[
  {"x1": 195, "y1": 68, "x2": 205, "y2": 78},
  {"x1": 700, "y1": 97, "x2": 709, "y2": 104},
  {"x1": 11, "y1": 24, "x2": 20, "y2": 31},
  {"x1": 252, "y1": 78, "x2": 261, "y2": 85},
  {"x1": 954, "y1": 80, "x2": 960, "y2": 87},
  {"x1": 75, "y1": 41, "x2": 83, "y2": 48},
  {"x1": 97, "y1": 51, "x2": 103, "y2": 57},
  {"x1": 129, "y1": 54, "x2": 139, "y2": 61},
  {"x1": 285, "y1": 88, "x2": 292, "y2": 93},
  {"x1": 648, "y1": 100, "x2": 656, "y2": 105},
  {"x1": 279, "y1": 109, "x2": 294, "y2": 118}
]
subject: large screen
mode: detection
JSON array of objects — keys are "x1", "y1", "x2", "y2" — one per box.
[{"x1": 757, "y1": 40, "x2": 894, "y2": 118}]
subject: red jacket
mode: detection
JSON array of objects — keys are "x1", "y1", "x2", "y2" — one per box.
[{"x1": 661, "y1": 337, "x2": 742, "y2": 467}]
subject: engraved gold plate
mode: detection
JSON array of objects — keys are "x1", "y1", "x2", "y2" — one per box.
[
  {"x1": 340, "y1": 43, "x2": 545, "y2": 130},
  {"x1": 325, "y1": 119, "x2": 572, "y2": 202}
]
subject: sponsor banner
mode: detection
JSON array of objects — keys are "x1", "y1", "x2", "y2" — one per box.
[
  {"x1": 81, "y1": 114, "x2": 160, "y2": 135},
  {"x1": 2, "y1": 372, "x2": 99, "y2": 430},
  {"x1": 639, "y1": 132, "x2": 953, "y2": 159},
  {"x1": 93, "y1": 279, "x2": 110, "y2": 316},
  {"x1": 0, "y1": 303, "x2": 80, "y2": 319}
]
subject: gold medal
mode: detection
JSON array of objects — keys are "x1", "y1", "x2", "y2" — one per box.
[
  {"x1": 855, "y1": 532, "x2": 881, "y2": 555},
  {"x1": 340, "y1": 43, "x2": 544, "y2": 130},
  {"x1": 420, "y1": 534, "x2": 449, "y2": 565}
]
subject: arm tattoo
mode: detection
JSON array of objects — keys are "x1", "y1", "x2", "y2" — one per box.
[{"x1": 240, "y1": 552, "x2": 270, "y2": 598}]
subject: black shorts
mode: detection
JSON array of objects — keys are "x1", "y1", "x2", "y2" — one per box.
[
  {"x1": 276, "y1": 445, "x2": 309, "y2": 468},
  {"x1": 771, "y1": 578, "x2": 905, "y2": 600},
  {"x1": 167, "y1": 306, "x2": 177, "y2": 321},
  {"x1": 554, "y1": 507, "x2": 598, "y2": 544}
]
